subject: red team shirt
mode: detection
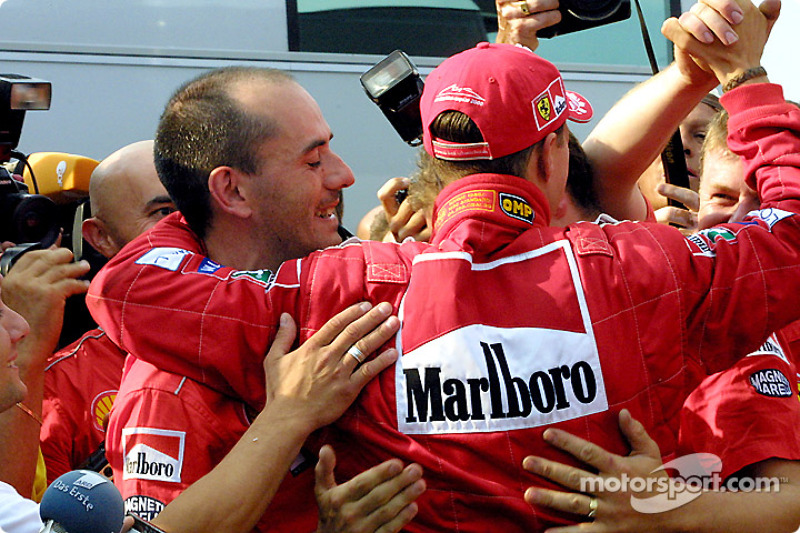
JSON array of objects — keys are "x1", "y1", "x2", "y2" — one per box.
[
  {"x1": 41, "y1": 329, "x2": 125, "y2": 484},
  {"x1": 88, "y1": 84, "x2": 800, "y2": 531}
]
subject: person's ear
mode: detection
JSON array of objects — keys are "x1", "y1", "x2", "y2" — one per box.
[
  {"x1": 539, "y1": 131, "x2": 561, "y2": 184},
  {"x1": 208, "y1": 166, "x2": 252, "y2": 218},
  {"x1": 82, "y1": 218, "x2": 120, "y2": 259},
  {"x1": 524, "y1": 132, "x2": 559, "y2": 187}
]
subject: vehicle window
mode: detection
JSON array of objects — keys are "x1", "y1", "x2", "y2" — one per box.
[
  {"x1": 290, "y1": 0, "x2": 488, "y2": 57},
  {"x1": 290, "y1": 0, "x2": 673, "y2": 68},
  {"x1": 0, "y1": 0, "x2": 287, "y2": 53}
]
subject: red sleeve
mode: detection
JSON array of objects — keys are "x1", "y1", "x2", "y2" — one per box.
[
  {"x1": 106, "y1": 359, "x2": 250, "y2": 521},
  {"x1": 87, "y1": 214, "x2": 295, "y2": 410},
  {"x1": 41, "y1": 331, "x2": 125, "y2": 483},
  {"x1": 40, "y1": 395, "x2": 76, "y2": 484},
  {"x1": 678, "y1": 344, "x2": 800, "y2": 479}
]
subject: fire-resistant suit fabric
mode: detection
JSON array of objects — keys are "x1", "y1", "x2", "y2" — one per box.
[{"x1": 88, "y1": 83, "x2": 800, "y2": 531}]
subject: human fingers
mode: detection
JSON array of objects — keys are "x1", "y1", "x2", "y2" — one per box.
[
  {"x1": 759, "y1": 0, "x2": 781, "y2": 25},
  {"x1": 119, "y1": 516, "x2": 135, "y2": 533},
  {"x1": 496, "y1": 0, "x2": 560, "y2": 50},
  {"x1": 497, "y1": 0, "x2": 559, "y2": 20},
  {"x1": 395, "y1": 210, "x2": 428, "y2": 242},
  {"x1": 654, "y1": 206, "x2": 698, "y2": 231},
  {"x1": 331, "y1": 457, "x2": 409, "y2": 504},
  {"x1": 331, "y1": 303, "x2": 399, "y2": 373},
  {"x1": 314, "y1": 445, "x2": 338, "y2": 496},
  {"x1": 8, "y1": 247, "x2": 74, "y2": 277},
  {"x1": 699, "y1": 0, "x2": 745, "y2": 24},
  {"x1": 378, "y1": 177, "x2": 410, "y2": 218},
  {"x1": 387, "y1": 198, "x2": 417, "y2": 241},
  {"x1": 51, "y1": 275, "x2": 92, "y2": 299},
  {"x1": 359, "y1": 462, "x2": 424, "y2": 515},
  {"x1": 307, "y1": 301, "x2": 375, "y2": 347},
  {"x1": 618, "y1": 409, "x2": 662, "y2": 460},
  {"x1": 374, "y1": 501, "x2": 419, "y2": 533},
  {"x1": 658, "y1": 182, "x2": 700, "y2": 211},
  {"x1": 662, "y1": 17, "x2": 712, "y2": 66},
  {"x1": 680, "y1": 2, "x2": 739, "y2": 45},
  {"x1": 349, "y1": 347, "x2": 399, "y2": 390},
  {"x1": 370, "y1": 467, "x2": 425, "y2": 533},
  {"x1": 542, "y1": 428, "x2": 622, "y2": 473},
  {"x1": 523, "y1": 455, "x2": 598, "y2": 492},
  {"x1": 41, "y1": 260, "x2": 91, "y2": 288},
  {"x1": 665, "y1": 0, "x2": 774, "y2": 82},
  {"x1": 264, "y1": 313, "x2": 298, "y2": 374},
  {"x1": 524, "y1": 486, "x2": 600, "y2": 523}
]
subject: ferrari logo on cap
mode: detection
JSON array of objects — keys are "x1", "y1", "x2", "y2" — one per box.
[{"x1": 536, "y1": 96, "x2": 552, "y2": 122}]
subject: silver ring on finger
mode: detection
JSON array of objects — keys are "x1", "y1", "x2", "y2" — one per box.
[
  {"x1": 587, "y1": 496, "x2": 598, "y2": 520},
  {"x1": 346, "y1": 344, "x2": 365, "y2": 364}
]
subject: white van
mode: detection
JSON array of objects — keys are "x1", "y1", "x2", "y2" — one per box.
[{"x1": 0, "y1": 0, "x2": 677, "y2": 228}]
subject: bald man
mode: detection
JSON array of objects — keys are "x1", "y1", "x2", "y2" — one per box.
[
  {"x1": 40, "y1": 140, "x2": 177, "y2": 483},
  {"x1": 82, "y1": 140, "x2": 176, "y2": 259}
]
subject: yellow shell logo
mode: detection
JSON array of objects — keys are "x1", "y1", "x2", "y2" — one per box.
[
  {"x1": 92, "y1": 391, "x2": 117, "y2": 432},
  {"x1": 537, "y1": 96, "x2": 552, "y2": 122}
]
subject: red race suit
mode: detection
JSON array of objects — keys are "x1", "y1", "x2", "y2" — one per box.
[
  {"x1": 40, "y1": 328, "x2": 125, "y2": 483},
  {"x1": 678, "y1": 332, "x2": 800, "y2": 480},
  {"x1": 88, "y1": 84, "x2": 800, "y2": 531},
  {"x1": 105, "y1": 352, "x2": 317, "y2": 529}
]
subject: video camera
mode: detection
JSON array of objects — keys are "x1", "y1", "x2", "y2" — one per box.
[
  {"x1": 0, "y1": 74, "x2": 99, "y2": 276},
  {"x1": 538, "y1": 0, "x2": 631, "y2": 39}
]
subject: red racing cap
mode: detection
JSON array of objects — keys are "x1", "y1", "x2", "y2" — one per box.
[{"x1": 421, "y1": 42, "x2": 593, "y2": 161}]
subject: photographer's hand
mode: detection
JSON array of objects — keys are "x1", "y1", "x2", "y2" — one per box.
[
  {"x1": 654, "y1": 183, "x2": 700, "y2": 234},
  {"x1": 0, "y1": 247, "x2": 89, "y2": 497},
  {"x1": 495, "y1": 0, "x2": 561, "y2": 51},
  {"x1": 2, "y1": 247, "x2": 90, "y2": 360},
  {"x1": 377, "y1": 177, "x2": 430, "y2": 243}
]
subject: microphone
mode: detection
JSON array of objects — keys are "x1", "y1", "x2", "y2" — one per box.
[
  {"x1": 39, "y1": 470, "x2": 124, "y2": 533},
  {"x1": 18, "y1": 152, "x2": 99, "y2": 202}
]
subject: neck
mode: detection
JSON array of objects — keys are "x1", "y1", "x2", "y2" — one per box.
[{"x1": 203, "y1": 219, "x2": 281, "y2": 272}]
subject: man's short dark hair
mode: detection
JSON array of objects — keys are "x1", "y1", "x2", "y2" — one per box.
[
  {"x1": 409, "y1": 111, "x2": 568, "y2": 214},
  {"x1": 428, "y1": 110, "x2": 554, "y2": 179},
  {"x1": 565, "y1": 132, "x2": 601, "y2": 219},
  {"x1": 154, "y1": 67, "x2": 294, "y2": 239}
]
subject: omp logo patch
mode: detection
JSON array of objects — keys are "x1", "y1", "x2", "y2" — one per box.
[
  {"x1": 499, "y1": 193, "x2": 534, "y2": 224},
  {"x1": 749, "y1": 369, "x2": 793, "y2": 398},
  {"x1": 122, "y1": 428, "x2": 185, "y2": 483},
  {"x1": 124, "y1": 495, "x2": 165, "y2": 522},
  {"x1": 230, "y1": 269, "x2": 273, "y2": 286},
  {"x1": 91, "y1": 390, "x2": 117, "y2": 432},
  {"x1": 434, "y1": 84, "x2": 486, "y2": 106},
  {"x1": 135, "y1": 248, "x2": 191, "y2": 271}
]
